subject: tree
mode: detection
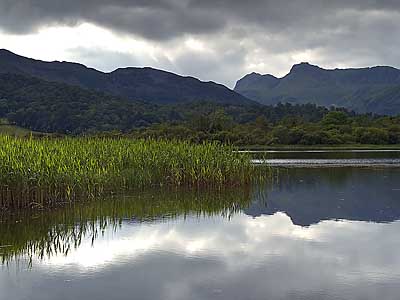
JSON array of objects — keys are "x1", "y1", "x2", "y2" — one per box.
[{"x1": 321, "y1": 111, "x2": 350, "y2": 126}]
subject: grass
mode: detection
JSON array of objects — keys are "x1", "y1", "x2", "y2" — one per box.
[
  {"x1": 0, "y1": 124, "x2": 37, "y2": 137},
  {"x1": 0, "y1": 136, "x2": 264, "y2": 210},
  {"x1": 0, "y1": 119, "x2": 49, "y2": 137}
]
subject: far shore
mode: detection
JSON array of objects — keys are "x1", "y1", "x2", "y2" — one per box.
[{"x1": 238, "y1": 144, "x2": 400, "y2": 151}]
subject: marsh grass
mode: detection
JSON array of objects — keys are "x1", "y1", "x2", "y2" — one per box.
[{"x1": 0, "y1": 136, "x2": 264, "y2": 210}]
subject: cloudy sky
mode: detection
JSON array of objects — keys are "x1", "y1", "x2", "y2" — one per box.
[{"x1": 1, "y1": 0, "x2": 400, "y2": 88}]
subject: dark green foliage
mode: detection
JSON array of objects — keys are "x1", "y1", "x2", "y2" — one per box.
[
  {"x1": 1, "y1": 72, "x2": 400, "y2": 146},
  {"x1": 132, "y1": 107, "x2": 400, "y2": 146},
  {"x1": 0, "y1": 73, "x2": 330, "y2": 135},
  {"x1": 0, "y1": 73, "x2": 164, "y2": 133},
  {"x1": 354, "y1": 128, "x2": 390, "y2": 144},
  {"x1": 321, "y1": 111, "x2": 350, "y2": 126}
]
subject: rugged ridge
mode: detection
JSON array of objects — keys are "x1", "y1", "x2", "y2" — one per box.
[
  {"x1": 235, "y1": 62, "x2": 400, "y2": 115},
  {"x1": 0, "y1": 49, "x2": 254, "y2": 105}
]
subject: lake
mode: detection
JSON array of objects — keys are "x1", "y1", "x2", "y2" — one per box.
[
  {"x1": 1, "y1": 151, "x2": 400, "y2": 300},
  {"x1": 248, "y1": 149, "x2": 400, "y2": 167}
]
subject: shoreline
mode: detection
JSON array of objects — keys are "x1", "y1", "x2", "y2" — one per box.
[{"x1": 239, "y1": 144, "x2": 400, "y2": 151}]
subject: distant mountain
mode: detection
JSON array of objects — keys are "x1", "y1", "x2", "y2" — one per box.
[
  {"x1": 0, "y1": 49, "x2": 253, "y2": 105},
  {"x1": 235, "y1": 62, "x2": 400, "y2": 115}
]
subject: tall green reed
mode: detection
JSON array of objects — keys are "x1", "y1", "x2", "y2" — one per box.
[{"x1": 0, "y1": 136, "x2": 264, "y2": 209}]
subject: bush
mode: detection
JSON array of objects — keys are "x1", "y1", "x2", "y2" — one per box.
[{"x1": 354, "y1": 127, "x2": 389, "y2": 144}]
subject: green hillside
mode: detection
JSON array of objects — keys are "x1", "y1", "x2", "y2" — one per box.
[
  {"x1": 235, "y1": 63, "x2": 400, "y2": 115},
  {"x1": 0, "y1": 49, "x2": 253, "y2": 105}
]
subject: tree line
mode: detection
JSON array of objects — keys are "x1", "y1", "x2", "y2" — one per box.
[{"x1": 1, "y1": 73, "x2": 400, "y2": 145}]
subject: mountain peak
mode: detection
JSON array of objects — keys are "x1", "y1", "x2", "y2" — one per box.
[
  {"x1": 289, "y1": 62, "x2": 322, "y2": 74},
  {"x1": 0, "y1": 49, "x2": 19, "y2": 58},
  {"x1": 0, "y1": 49, "x2": 13, "y2": 54},
  {"x1": 234, "y1": 62, "x2": 400, "y2": 115}
]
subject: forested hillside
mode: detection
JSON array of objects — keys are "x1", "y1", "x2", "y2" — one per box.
[
  {"x1": 1, "y1": 71, "x2": 400, "y2": 146},
  {"x1": 0, "y1": 49, "x2": 253, "y2": 105},
  {"x1": 0, "y1": 73, "x2": 164, "y2": 133}
]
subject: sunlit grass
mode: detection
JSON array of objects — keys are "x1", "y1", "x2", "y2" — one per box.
[{"x1": 0, "y1": 136, "x2": 265, "y2": 209}]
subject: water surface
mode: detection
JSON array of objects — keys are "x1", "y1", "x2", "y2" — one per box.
[
  {"x1": 1, "y1": 153, "x2": 400, "y2": 300},
  {"x1": 251, "y1": 149, "x2": 400, "y2": 167}
]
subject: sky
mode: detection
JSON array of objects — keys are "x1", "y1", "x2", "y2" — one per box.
[{"x1": 1, "y1": 0, "x2": 400, "y2": 88}]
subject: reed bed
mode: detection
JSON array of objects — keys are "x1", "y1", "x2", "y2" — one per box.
[{"x1": 0, "y1": 136, "x2": 263, "y2": 209}]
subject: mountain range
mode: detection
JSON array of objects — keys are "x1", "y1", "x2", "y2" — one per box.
[
  {"x1": 235, "y1": 62, "x2": 400, "y2": 115},
  {"x1": 0, "y1": 49, "x2": 252, "y2": 106},
  {"x1": 1, "y1": 49, "x2": 400, "y2": 115}
]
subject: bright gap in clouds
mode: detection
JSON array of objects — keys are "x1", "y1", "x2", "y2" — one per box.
[
  {"x1": 0, "y1": 22, "x2": 323, "y2": 88},
  {"x1": 0, "y1": 23, "x2": 160, "y2": 71},
  {"x1": 0, "y1": 22, "x2": 294, "y2": 88},
  {"x1": 1, "y1": 22, "x2": 249, "y2": 87}
]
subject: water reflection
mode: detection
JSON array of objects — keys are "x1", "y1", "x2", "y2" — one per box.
[
  {"x1": 248, "y1": 168, "x2": 400, "y2": 225},
  {"x1": 0, "y1": 187, "x2": 252, "y2": 265},
  {"x1": 1, "y1": 168, "x2": 400, "y2": 300}
]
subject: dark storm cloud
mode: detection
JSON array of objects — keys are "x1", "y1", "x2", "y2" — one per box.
[
  {"x1": 0, "y1": 0, "x2": 400, "y2": 39},
  {"x1": 0, "y1": 0, "x2": 225, "y2": 39},
  {"x1": 1, "y1": 0, "x2": 399, "y2": 39}
]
